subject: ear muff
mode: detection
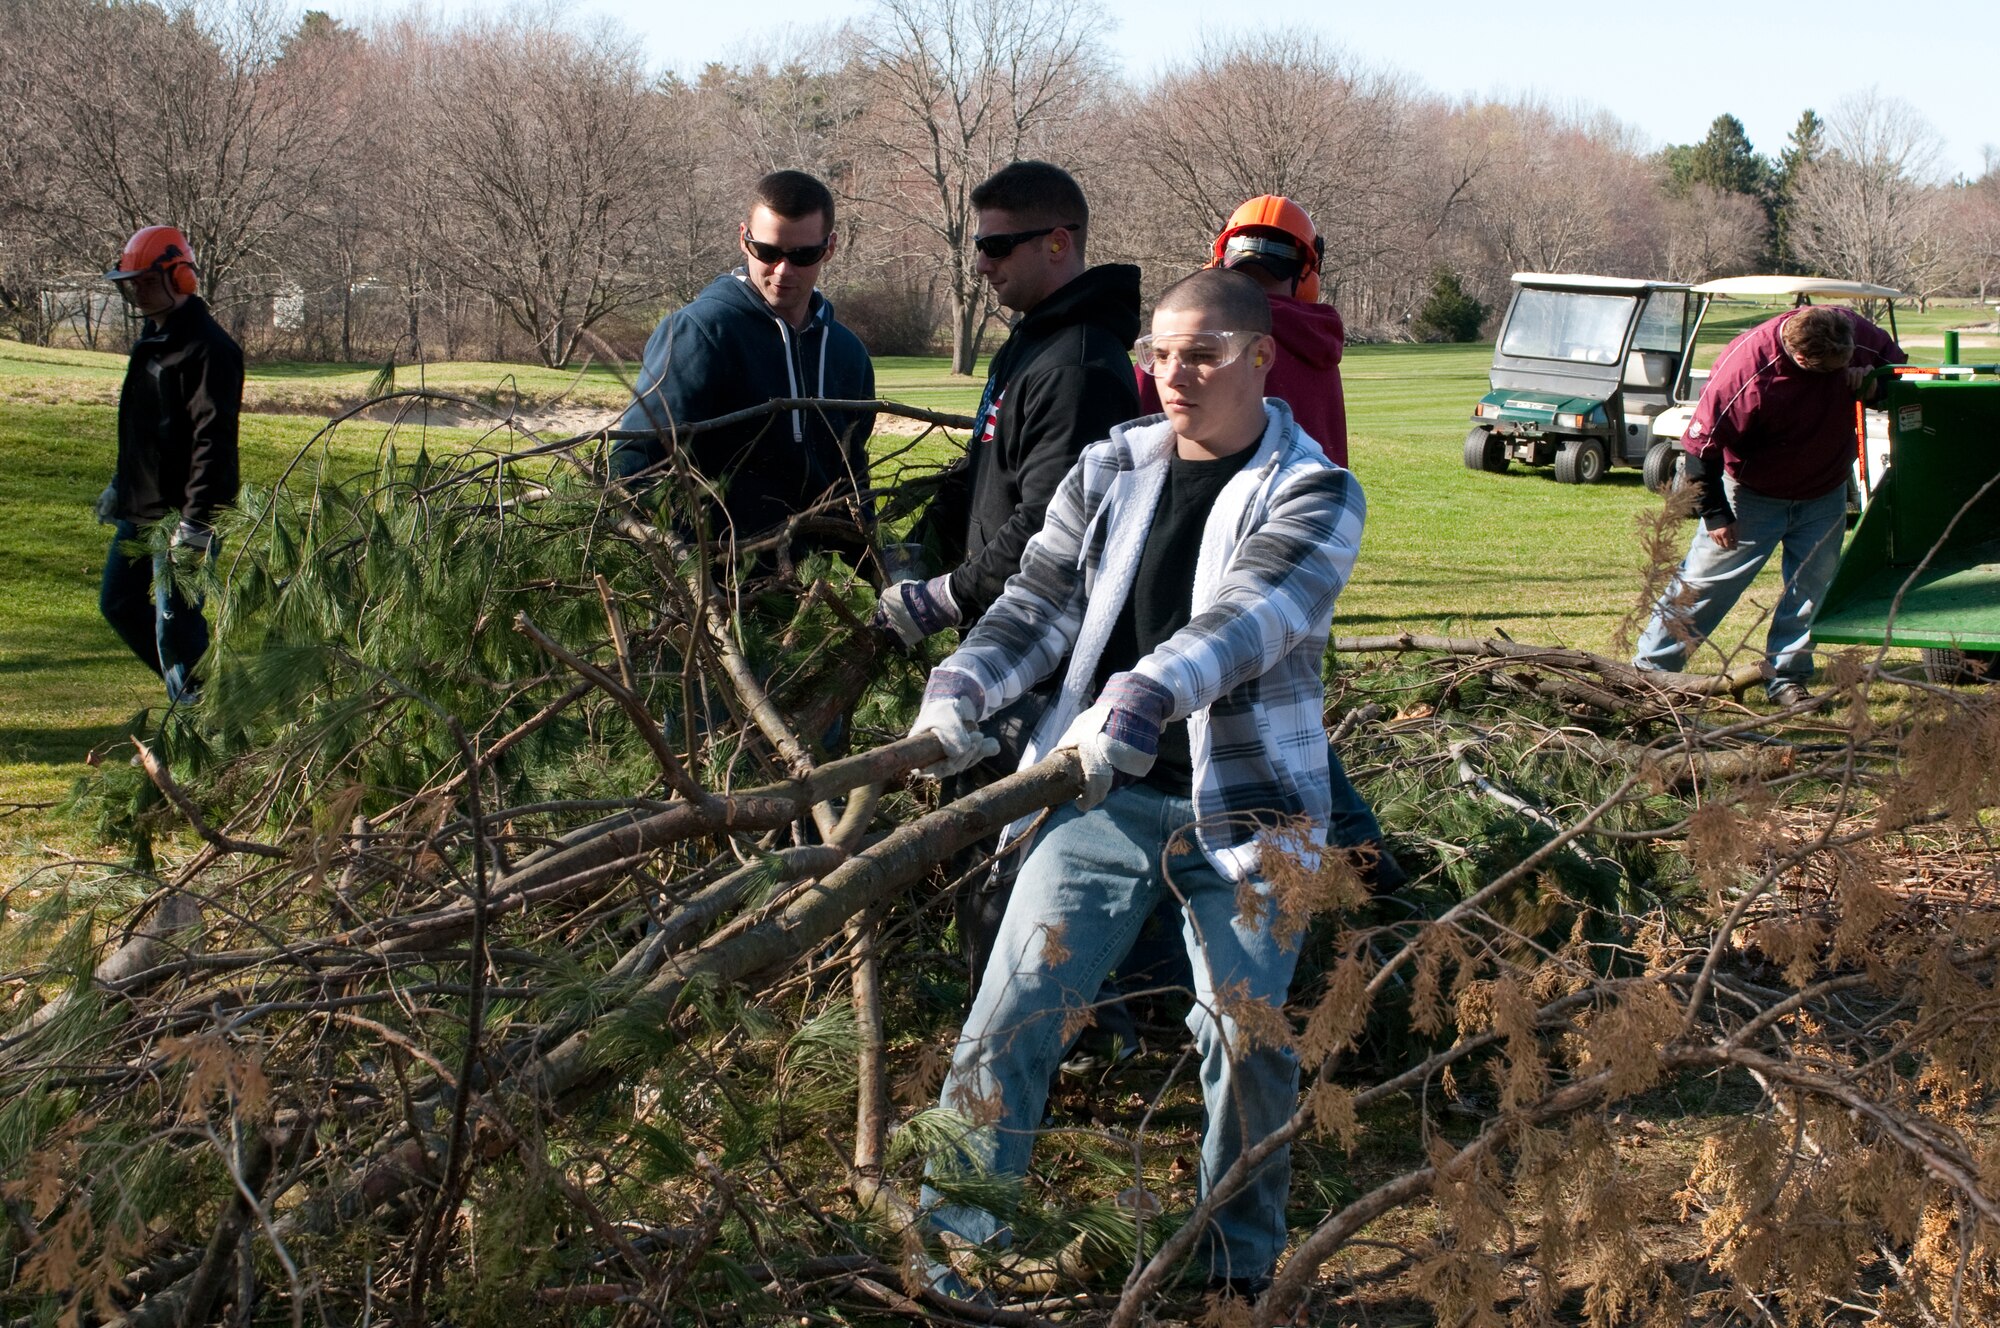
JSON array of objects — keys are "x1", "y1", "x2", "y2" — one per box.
[{"x1": 166, "y1": 258, "x2": 198, "y2": 296}]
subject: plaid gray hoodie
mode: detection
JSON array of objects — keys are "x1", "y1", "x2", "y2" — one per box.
[{"x1": 932, "y1": 398, "x2": 1365, "y2": 884}]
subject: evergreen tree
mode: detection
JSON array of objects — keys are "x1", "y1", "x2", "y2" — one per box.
[
  {"x1": 1662, "y1": 114, "x2": 1773, "y2": 200},
  {"x1": 1412, "y1": 267, "x2": 1486, "y2": 342}
]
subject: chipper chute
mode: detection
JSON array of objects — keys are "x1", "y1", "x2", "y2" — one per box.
[{"x1": 1812, "y1": 366, "x2": 2000, "y2": 682}]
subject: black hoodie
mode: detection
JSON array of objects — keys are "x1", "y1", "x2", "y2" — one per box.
[
  {"x1": 112, "y1": 295, "x2": 243, "y2": 529},
  {"x1": 927, "y1": 263, "x2": 1141, "y2": 620}
]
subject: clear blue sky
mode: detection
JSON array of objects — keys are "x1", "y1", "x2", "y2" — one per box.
[{"x1": 333, "y1": 0, "x2": 1998, "y2": 180}]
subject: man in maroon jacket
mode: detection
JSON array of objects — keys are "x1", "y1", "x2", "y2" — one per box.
[
  {"x1": 1633, "y1": 304, "x2": 1904, "y2": 703},
  {"x1": 1138, "y1": 195, "x2": 1349, "y2": 467}
]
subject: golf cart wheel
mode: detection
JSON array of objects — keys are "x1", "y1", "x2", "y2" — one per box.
[
  {"x1": 1553, "y1": 437, "x2": 1608, "y2": 484},
  {"x1": 1642, "y1": 442, "x2": 1682, "y2": 495},
  {"x1": 1921, "y1": 648, "x2": 1998, "y2": 685},
  {"x1": 1463, "y1": 426, "x2": 1507, "y2": 473}
]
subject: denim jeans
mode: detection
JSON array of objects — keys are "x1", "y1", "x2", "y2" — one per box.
[
  {"x1": 1325, "y1": 742, "x2": 1384, "y2": 849},
  {"x1": 100, "y1": 520, "x2": 208, "y2": 703},
  {"x1": 924, "y1": 783, "x2": 1302, "y2": 1282},
  {"x1": 1632, "y1": 474, "x2": 1846, "y2": 695}
]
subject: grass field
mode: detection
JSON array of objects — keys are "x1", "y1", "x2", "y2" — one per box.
[{"x1": 4, "y1": 298, "x2": 1984, "y2": 840}]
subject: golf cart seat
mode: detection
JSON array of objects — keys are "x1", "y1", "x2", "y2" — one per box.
[{"x1": 1623, "y1": 350, "x2": 1674, "y2": 391}]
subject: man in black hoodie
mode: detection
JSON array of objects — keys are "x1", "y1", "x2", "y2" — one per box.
[
  {"x1": 612, "y1": 171, "x2": 875, "y2": 566},
  {"x1": 96, "y1": 225, "x2": 243, "y2": 704},
  {"x1": 874, "y1": 160, "x2": 1141, "y2": 648},
  {"x1": 874, "y1": 160, "x2": 1141, "y2": 987}
]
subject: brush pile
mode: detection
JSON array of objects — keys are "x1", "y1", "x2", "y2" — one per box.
[{"x1": 6, "y1": 399, "x2": 1999, "y2": 1327}]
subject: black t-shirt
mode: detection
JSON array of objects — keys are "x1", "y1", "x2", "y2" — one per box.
[{"x1": 1095, "y1": 444, "x2": 1258, "y2": 795}]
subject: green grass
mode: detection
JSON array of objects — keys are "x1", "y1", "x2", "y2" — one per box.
[
  {"x1": 0, "y1": 339, "x2": 640, "y2": 414},
  {"x1": 0, "y1": 331, "x2": 1927, "y2": 849},
  {"x1": 0, "y1": 357, "x2": 507, "y2": 828}
]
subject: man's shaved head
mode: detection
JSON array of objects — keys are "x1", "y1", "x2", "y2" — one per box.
[{"x1": 1154, "y1": 267, "x2": 1273, "y2": 333}]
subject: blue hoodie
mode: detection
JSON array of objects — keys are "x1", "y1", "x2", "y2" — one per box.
[{"x1": 614, "y1": 271, "x2": 875, "y2": 555}]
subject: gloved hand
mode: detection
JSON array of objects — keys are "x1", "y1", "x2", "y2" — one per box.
[
  {"x1": 171, "y1": 520, "x2": 216, "y2": 558},
  {"x1": 1053, "y1": 672, "x2": 1174, "y2": 809},
  {"x1": 95, "y1": 483, "x2": 118, "y2": 525},
  {"x1": 872, "y1": 574, "x2": 960, "y2": 649},
  {"x1": 908, "y1": 669, "x2": 997, "y2": 778}
]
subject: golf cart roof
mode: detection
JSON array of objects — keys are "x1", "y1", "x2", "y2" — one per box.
[
  {"x1": 1692, "y1": 275, "x2": 1907, "y2": 300},
  {"x1": 1512, "y1": 272, "x2": 1691, "y2": 293}
]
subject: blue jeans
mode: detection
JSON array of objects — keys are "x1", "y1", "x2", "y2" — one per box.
[
  {"x1": 100, "y1": 520, "x2": 208, "y2": 703},
  {"x1": 1326, "y1": 742, "x2": 1384, "y2": 849},
  {"x1": 923, "y1": 784, "x2": 1301, "y2": 1282},
  {"x1": 1632, "y1": 475, "x2": 1846, "y2": 695}
]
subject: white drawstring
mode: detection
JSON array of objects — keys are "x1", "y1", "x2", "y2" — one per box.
[{"x1": 772, "y1": 313, "x2": 803, "y2": 443}]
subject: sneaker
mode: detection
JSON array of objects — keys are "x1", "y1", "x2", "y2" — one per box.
[
  {"x1": 918, "y1": 1256, "x2": 992, "y2": 1307},
  {"x1": 1769, "y1": 681, "x2": 1813, "y2": 707},
  {"x1": 1059, "y1": 1028, "x2": 1138, "y2": 1077}
]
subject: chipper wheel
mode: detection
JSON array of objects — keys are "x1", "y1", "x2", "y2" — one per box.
[
  {"x1": 1921, "y1": 648, "x2": 1998, "y2": 685},
  {"x1": 1553, "y1": 437, "x2": 1608, "y2": 484},
  {"x1": 1642, "y1": 441, "x2": 1683, "y2": 495},
  {"x1": 1464, "y1": 426, "x2": 1507, "y2": 474}
]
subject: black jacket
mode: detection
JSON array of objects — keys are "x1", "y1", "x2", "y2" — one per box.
[
  {"x1": 929, "y1": 263, "x2": 1141, "y2": 620},
  {"x1": 611, "y1": 273, "x2": 875, "y2": 556},
  {"x1": 113, "y1": 295, "x2": 243, "y2": 529}
]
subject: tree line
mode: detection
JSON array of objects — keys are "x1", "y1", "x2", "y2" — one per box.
[{"x1": 1, "y1": 0, "x2": 1994, "y2": 369}]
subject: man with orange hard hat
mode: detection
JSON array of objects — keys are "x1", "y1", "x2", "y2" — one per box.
[
  {"x1": 95, "y1": 224, "x2": 243, "y2": 704},
  {"x1": 1139, "y1": 195, "x2": 1349, "y2": 467}
]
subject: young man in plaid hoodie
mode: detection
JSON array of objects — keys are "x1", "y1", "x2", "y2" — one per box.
[{"x1": 908, "y1": 267, "x2": 1366, "y2": 1297}]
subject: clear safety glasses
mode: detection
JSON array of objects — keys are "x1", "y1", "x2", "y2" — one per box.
[{"x1": 1134, "y1": 329, "x2": 1264, "y2": 377}]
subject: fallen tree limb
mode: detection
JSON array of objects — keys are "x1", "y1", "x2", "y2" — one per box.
[
  {"x1": 229, "y1": 752, "x2": 1085, "y2": 1279},
  {"x1": 1332, "y1": 633, "x2": 1766, "y2": 697}
]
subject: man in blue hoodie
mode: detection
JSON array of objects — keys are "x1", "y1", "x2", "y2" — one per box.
[{"x1": 613, "y1": 171, "x2": 875, "y2": 565}]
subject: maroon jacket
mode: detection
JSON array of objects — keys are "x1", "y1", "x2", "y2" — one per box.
[
  {"x1": 1683, "y1": 306, "x2": 1904, "y2": 515},
  {"x1": 1138, "y1": 292, "x2": 1348, "y2": 467}
]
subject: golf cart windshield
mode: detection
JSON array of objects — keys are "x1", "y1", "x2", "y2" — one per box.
[{"x1": 1501, "y1": 289, "x2": 1635, "y2": 364}]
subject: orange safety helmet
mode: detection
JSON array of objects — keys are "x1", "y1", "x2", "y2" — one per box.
[
  {"x1": 105, "y1": 225, "x2": 199, "y2": 297},
  {"x1": 1209, "y1": 196, "x2": 1325, "y2": 303}
]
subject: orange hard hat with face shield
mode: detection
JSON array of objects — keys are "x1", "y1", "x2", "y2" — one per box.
[
  {"x1": 1209, "y1": 196, "x2": 1324, "y2": 303},
  {"x1": 105, "y1": 225, "x2": 199, "y2": 296}
]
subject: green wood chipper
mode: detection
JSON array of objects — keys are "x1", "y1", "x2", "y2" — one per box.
[{"x1": 1813, "y1": 352, "x2": 2000, "y2": 683}]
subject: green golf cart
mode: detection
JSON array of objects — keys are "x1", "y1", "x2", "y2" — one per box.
[{"x1": 1463, "y1": 273, "x2": 1693, "y2": 484}]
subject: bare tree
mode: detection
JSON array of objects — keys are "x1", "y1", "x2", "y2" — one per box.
[
  {"x1": 1789, "y1": 90, "x2": 1955, "y2": 298},
  {"x1": 22, "y1": 0, "x2": 348, "y2": 311},
  {"x1": 407, "y1": 15, "x2": 686, "y2": 367},
  {"x1": 704, "y1": 27, "x2": 865, "y2": 186},
  {"x1": 1943, "y1": 158, "x2": 2000, "y2": 301},
  {"x1": 850, "y1": 0, "x2": 1108, "y2": 375},
  {"x1": 1659, "y1": 182, "x2": 1768, "y2": 282},
  {"x1": 1126, "y1": 33, "x2": 1418, "y2": 307},
  {"x1": 1462, "y1": 102, "x2": 1618, "y2": 278}
]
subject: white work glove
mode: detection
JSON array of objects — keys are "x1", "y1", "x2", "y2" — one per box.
[
  {"x1": 871, "y1": 574, "x2": 960, "y2": 649},
  {"x1": 95, "y1": 483, "x2": 118, "y2": 525},
  {"x1": 908, "y1": 670, "x2": 998, "y2": 779},
  {"x1": 1052, "y1": 672, "x2": 1174, "y2": 810},
  {"x1": 171, "y1": 520, "x2": 216, "y2": 557}
]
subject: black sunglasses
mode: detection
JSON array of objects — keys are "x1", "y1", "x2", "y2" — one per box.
[
  {"x1": 972, "y1": 223, "x2": 1078, "y2": 260},
  {"x1": 743, "y1": 235, "x2": 832, "y2": 266}
]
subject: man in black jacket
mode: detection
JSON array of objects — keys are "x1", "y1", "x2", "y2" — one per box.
[
  {"x1": 96, "y1": 225, "x2": 243, "y2": 704},
  {"x1": 874, "y1": 160, "x2": 1140, "y2": 646},
  {"x1": 873, "y1": 161, "x2": 1141, "y2": 987}
]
